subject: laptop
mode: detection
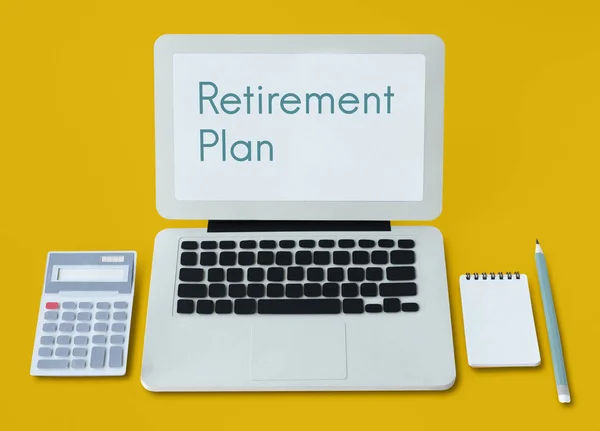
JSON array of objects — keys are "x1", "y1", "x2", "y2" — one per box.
[{"x1": 141, "y1": 34, "x2": 455, "y2": 391}]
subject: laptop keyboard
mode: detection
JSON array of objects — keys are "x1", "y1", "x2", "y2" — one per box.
[{"x1": 175, "y1": 238, "x2": 418, "y2": 315}]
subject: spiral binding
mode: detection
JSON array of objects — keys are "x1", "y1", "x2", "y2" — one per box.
[{"x1": 465, "y1": 271, "x2": 520, "y2": 280}]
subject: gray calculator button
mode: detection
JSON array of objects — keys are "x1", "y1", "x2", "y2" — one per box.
[
  {"x1": 43, "y1": 323, "x2": 57, "y2": 332},
  {"x1": 76, "y1": 323, "x2": 91, "y2": 332},
  {"x1": 74, "y1": 336, "x2": 88, "y2": 346},
  {"x1": 114, "y1": 301, "x2": 128, "y2": 309},
  {"x1": 109, "y1": 346, "x2": 123, "y2": 368},
  {"x1": 38, "y1": 347, "x2": 52, "y2": 357},
  {"x1": 59, "y1": 323, "x2": 74, "y2": 332},
  {"x1": 62, "y1": 312, "x2": 76, "y2": 321},
  {"x1": 73, "y1": 347, "x2": 87, "y2": 357},
  {"x1": 57, "y1": 335, "x2": 71, "y2": 345},
  {"x1": 92, "y1": 335, "x2": 106, "y2": 344},
  {"x1": 77, "y1": 312, "x2": 92, "y2": 321},
  {"x1": 37, "y1": 359, "x2": 69, "y2": 369},
  {"x1": 95, "y1": 311, "x2": 110, "y2": 321},
  {"x1": 97, "y1": 302, "x2": 111, "y2": 310},
  {"x1": 40, "y1": 336, "x2": 54, "y2": 345},
  {"x1": 72, "y1": 359, "x2": 86, "y2": 369},
  {"x1": 79, "y1": 302, "x2": 93, "y2": 309},
  {"x1": 110, "y1": 335, "x2": 125, "y2": 345},
  {"x1": 113, "y1": 312, "x2": 127, "y2": 321},
  {"x1": 55, "y1": 347, "x2": 70, "y2": 357},
  {"x1": 90, "y1": 347, "x2": 106, "y2": 368},
  {"x1": 44, "y1": 311, "x2": 59, "y2": 320},
  {"x1": 62, "y1": 302, "x2": 76, "y2": 309},
  {"x1": 94, "y1": 323, "x2": 108, "y2": 332},
  {"x1": 111, "y1": 323, "x2": 126, "y2": 332}
]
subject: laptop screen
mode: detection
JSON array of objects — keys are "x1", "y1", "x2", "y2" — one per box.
[{"x1": 172, "y1": 53, "x2": 426, "y2": 202}]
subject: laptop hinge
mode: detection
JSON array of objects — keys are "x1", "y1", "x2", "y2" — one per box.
[{"x1": 207, "y1": 220, "x2": 391, "y2": 233}]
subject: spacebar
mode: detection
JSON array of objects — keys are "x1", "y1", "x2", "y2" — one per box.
[{"x1": 258, "y1": 299, "x2": 341, "y2": 314}]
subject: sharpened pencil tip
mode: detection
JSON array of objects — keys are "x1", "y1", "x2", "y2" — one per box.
[{"x1": 536, "y1": 239, "x2": 539, "y2": 244}]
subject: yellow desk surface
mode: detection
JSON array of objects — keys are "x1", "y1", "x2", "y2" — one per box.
[{"x1": 1, "y1": 1, "x2": 598, "y2": 429}]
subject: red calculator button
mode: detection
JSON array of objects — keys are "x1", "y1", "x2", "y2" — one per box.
[{"x1": 45, "y1": 302, "x2": 59, "y2": 310}]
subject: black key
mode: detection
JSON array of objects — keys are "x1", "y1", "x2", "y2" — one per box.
[
  {"x1": 219, "y1": 252, "x2": 237, "y2": 266},
  {"x1": 371, "y1": 251, "x2": 388, "y2": 265},
  {"x1": 348, "y1": 267, "x2": 365, "y2": 282},
  {"x1": 176, "y1": 299, "x2": 194, "y2": 314},
  {"x1": 287, "y1": 266, "x2": 305, "y2": 281},
  {"x1": 299, "y1": 240, "x2": 316, "y2": 248},
  {"x1": 267, "y1": 267, "x2": 284, "y2": 282},
  {"x1": 383, "y1": 298, "x2": 401, "y2": 312},
  {"x1": 352, "y1": 251, "x2": 370, "y2": 265},
  {"x1": 258, "y1": 299, "x2": 341, "y2": 314},
  {"x1": 240, "y1": 240, "x2": 257, "y2": 249},
  {"x1": 201, "y1": 241, "x2": 217, "y2": 250},
  {"x1": 267, "y1": 283, "x2": 284, "y2": 298},
  {"x1": 247, "y1": 267, "x2": 265, "y2": 282},
  {"x1": 333, "y1": 251, "x2": 350, "y2": 265},
  {"x1": 257, "y1": 251, "x2": 274, "y2": 265},
  {"x1": 304, "y1": 283, "x2": 321, "y2": 297},
  {"x1": 248, "y1": 284, "x2": 265, "y2": 298},
  {"x1": 318, "y1": 239, "x2": 335, "y2": 248},
  {"x1": 307, "y1": 267, "x2": 324, "y2": 282},
  {"x1": 398, "y1": 239, "x2": 415, "y2": 249},
  {"x1": 390, "y1": 250, "x2": 416, "y2": 265},
  {"x1": 327, "y1": 267, "x2": 344, "y2": 282},
  {"x1": 178, "y1": 283, "x2": 207, "y2": 298},
  {"x1": 180, "y1": 252, "x2": 198, "y2": 266},
  {"x1": 227, "y1": 268, "x2": 244, "y2": 282},
  {"x1": 276, "y1": 251, "x2": 293, "y2": 266},
  {"x1": 402, "y1": 302, "x2": 419, "y2": 312},
  {"x1": 179, "y1": 268, "x2": 204, "y2": 282},
  {"x1": 378, "y1": 239, "x2": 395, "y2": 248},
  {"x1": 229, "y1": 284, "x2": 246, "y2": 298},
  {"x1": 234, "y1": 299, "x2": 256, "y2": 314},
  {"x1": 279, "y1": 240, "x2": 296, "y2": 249},
  {"x1": 259, "y1": 240, "x2": 276, "y2": 249},
  {"x1": 342, "y1": 283, "x2": 359, "y2": 297},
  {"x1": 358, "y1": 239, "x2": 375, "y2": 248},
  {"x1": 286, "y1": 284, "x2": 303, "y2": 298},
  {"x1": 238, "y1": 252, "x2": 255, "y2": 266},
  {"x1": 295, "y1": 251, "x2": 312, "y2": 265},
  {"x1": 209, "y1": 284, "x2": 226, "y2": 298},
  {"x1": 314, "y1": 251, "x2": 330, "y2": 265},
  {"x1": 323, "y1": 283, "x2": 340, "y2": 297},
  {"x1": 343, "y1": 299, "x2": 364, "y2": 314},
  {"x1": 207, "y1": 268, "x2": 224, "y2": 282},
  {"x1": 200, "y1": 252, "x2": 217, "y2": 266},
  {"x1": 219, "y1": 241, "x2": 236, "y2": 250},
  {"x1": 380, "y1": 282, "x2": 417, "y2": 296},
  {"x1": 196, "y1": 300, "x2": 214, "y2": 314},
  {"x1": 365, "y1": 304, "x2": 383, "y2": 313},
  {"x1": 338, "y1": 239, "x2": 355, "y2": 248},
  {"x1": 366, "y1": 267, "x2": 384, "y2": 281},
  {"x1": 181, "y1": 241, "x2": 199, "y2": 250},
  {"x1": 215, "y1": 300, "x2": 233, "y2": 314},
  {"x1": 386, "y1": 267, "x2": 416, "y2": 281},
  {"x1": 360, "y1": 283, "x2": 377, "y2": 297}
]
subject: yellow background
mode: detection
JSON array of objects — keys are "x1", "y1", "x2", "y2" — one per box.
[{"x1": 1, "y1": 0, "x2": 598, "y2": 429}]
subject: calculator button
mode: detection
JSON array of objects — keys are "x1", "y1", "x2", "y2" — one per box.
[
  {"x1": 59, "y1": 323, "x2": 74, "y2": 332},
  {"x1": 45, "y1": 302, "x2": 59, "y2": 310},
  {"x1": 77, "y1": 312, "x2": 92, "y2": 321},
  {"x1": 97, "y1": 302, "x2": 110, "y2": 310},
  {"x1": 90, "y1": 347, "x2": 106, "y2": 368},
  {"x1": 76, "y1": 323, "x2": 90, "y2": 332},
  {"x1": 44, "y1": 311, "x2": 59, "y2": 320},
  {"x1": 112, "y1": 323, "x2": 126, "y2": 332},
  {"x1": 72, "y1": 347, "x2": 87, "y2": 357},
  {"x1": 57, "y1": 335, "x2": 71, "y2": 345},
  {"x1": 40, "y1": 336, "x2": 54, "y2": 345},
  {"x1": 109, "y1": 346, "x2": 123, "y2": 368},
  {"x1": 94, "y1": 323, "x2": 108, "y2": 332},
  {"x1": 62, "y1": 302, "x2": 76, "y2": 309},
  {"x1": 74, "y1": 336, "x2": 88, "y2": 346},
  {"x1": 38, "y1": 347, "x2": 52, "y2": 357},
  {"x1": 110, "y1": 335, "x2": 125, "y2": 345},
  {"x1": 113, "y1": 312, "x2": 127, "y2": 321},
  {"x1": 79, "y1": 302, "x2": 93, "y2": 309},
  {"x1": 55, "y1": 347, "x2": 70, "y2": 357},
  {"x1": 72, "y1": 359, "x2": 86, "y2": 369},
  {"x1": 114, "y1": 302, "x2": 128, "y2": 309},
  {"x1": 37, "y1": 359, "x2": 69, "y2": 369},
  {"x1": 95, "y1": 312, "x2": 110, "y2": 321},
  {"x1": 92, "y1": 335, "x2": 106, "y2": 344},
  {"x1": 42, "y1": 323, "x2": 57, "y2": 332},
  {"x1": 62, "y1": 312, "x2": 75, "y2": 321}
]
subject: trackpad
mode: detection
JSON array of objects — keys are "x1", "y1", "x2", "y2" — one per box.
[{"x1": 251, "y1": 321, "x2": 347, "y2": 381}]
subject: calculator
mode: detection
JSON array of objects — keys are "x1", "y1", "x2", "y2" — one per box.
[{"x1": 30, "y1": 251, "x2": 136, "y2": 376}]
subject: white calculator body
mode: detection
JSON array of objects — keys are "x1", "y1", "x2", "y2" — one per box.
[{"x1": 30, "y1": 251, "x2": 136, "y2": 376}]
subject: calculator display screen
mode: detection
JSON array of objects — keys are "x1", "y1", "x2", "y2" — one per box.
[{"x1": 55, "y1": 266, "x2": 128, "y2": 282}]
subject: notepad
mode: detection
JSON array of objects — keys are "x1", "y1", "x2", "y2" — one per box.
[{"x1": 459, "y1": 273, "x2": 541, "y2": 368}]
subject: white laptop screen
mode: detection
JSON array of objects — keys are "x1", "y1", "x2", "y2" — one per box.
[{"x1": 172, "y1": 53, "x2": 426, "y2": 202}]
